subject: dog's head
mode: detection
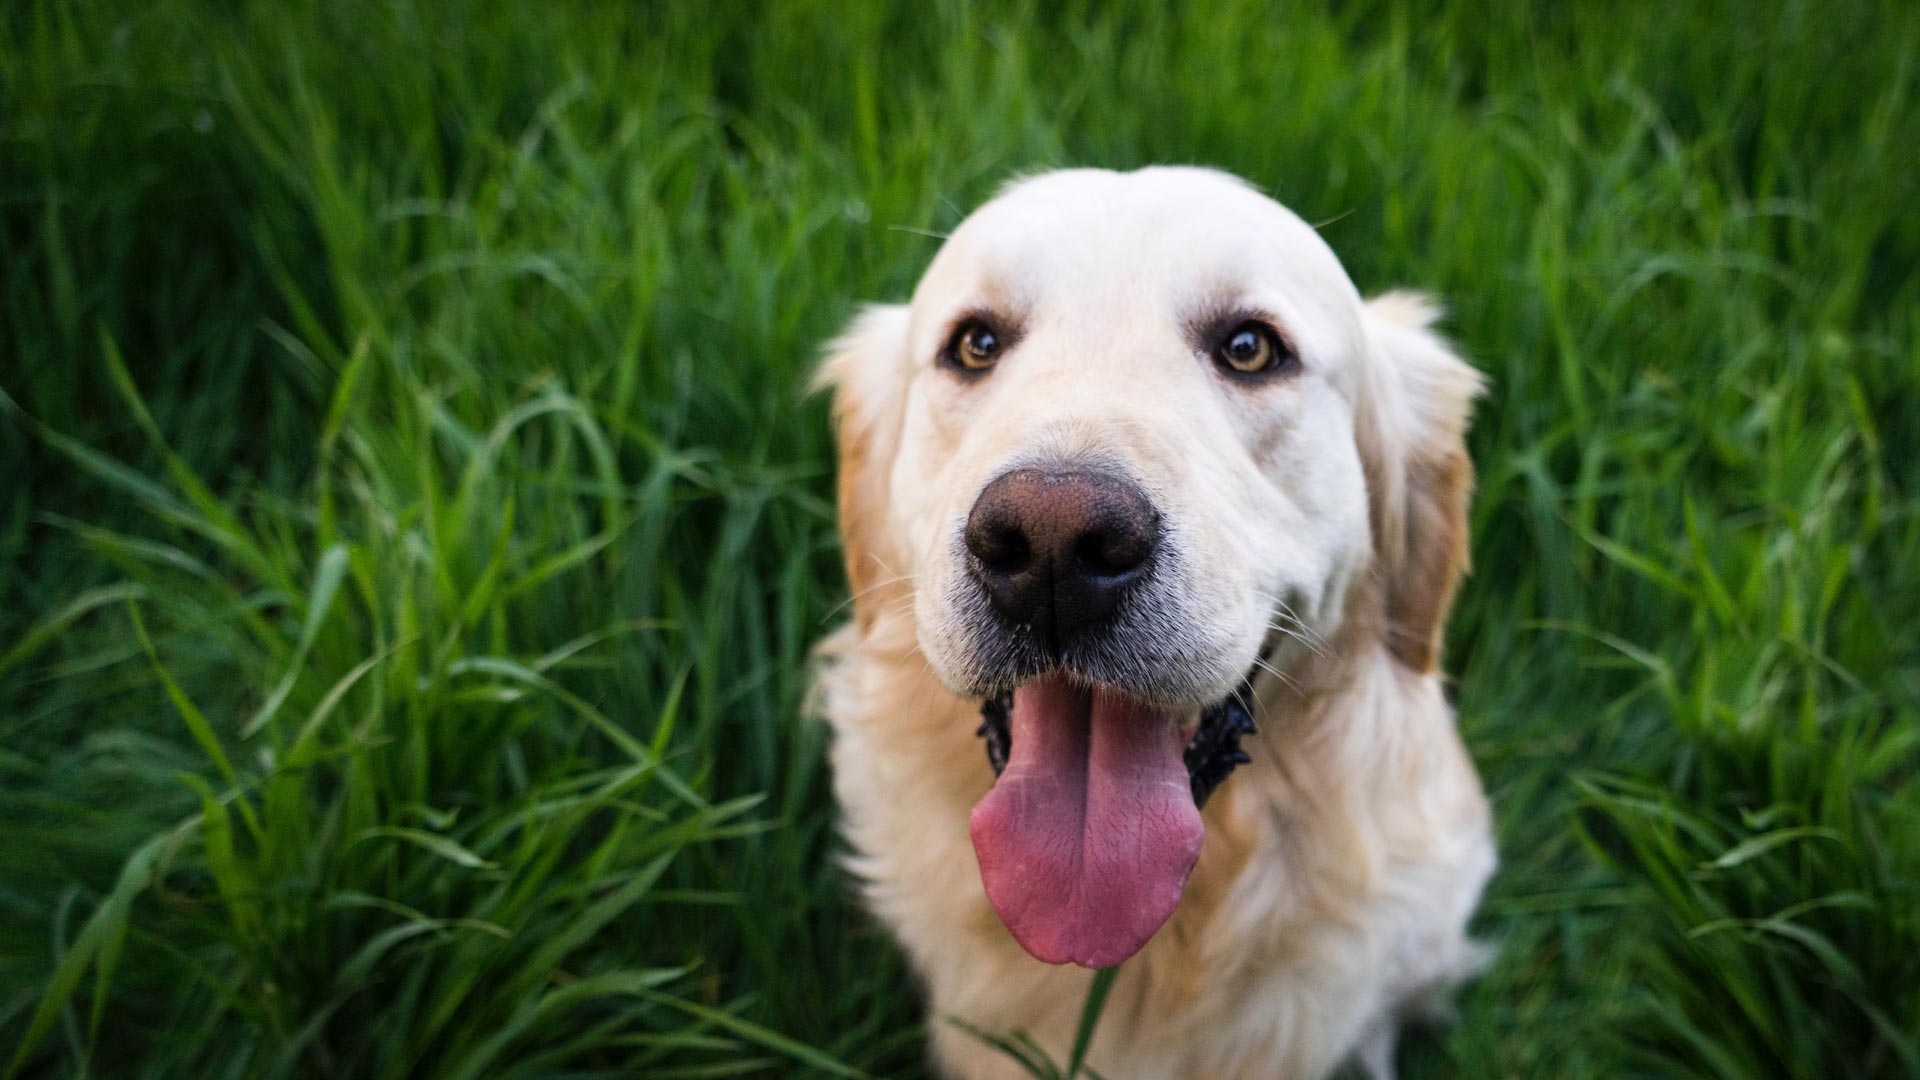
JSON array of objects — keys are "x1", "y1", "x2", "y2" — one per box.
[{"x1": 820, "y1": 167, "x2": 1480, "y2": 968}]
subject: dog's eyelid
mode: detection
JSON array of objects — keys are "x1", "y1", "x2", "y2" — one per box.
[
  {"x1": 1185, "y1": 305, "x2": 1302, "y2": 379},
  {"x1": 1185, "y1": 301, "x2": 1279, "y2": 342},
  {"x1": 936, "y1": 306, "x2": 1025, "y2": 378}
]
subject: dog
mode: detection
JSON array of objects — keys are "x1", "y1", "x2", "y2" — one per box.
[{"x1": 812, "y1": 167, "x2": 1494, "y2": 1079}]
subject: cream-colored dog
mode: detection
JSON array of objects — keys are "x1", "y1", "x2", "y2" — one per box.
[{"x1": 813, "y1": 167, "x2": 1494, "y2": 1079}]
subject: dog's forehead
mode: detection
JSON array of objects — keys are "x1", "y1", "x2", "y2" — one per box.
[{"x1": 913, "y1": 167, "x2": 1355, "y2": 315}]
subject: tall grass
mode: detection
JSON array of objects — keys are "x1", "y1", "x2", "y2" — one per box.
[{"x1": 2, "y1": 1, "x2": 1916, "y2": 1076}]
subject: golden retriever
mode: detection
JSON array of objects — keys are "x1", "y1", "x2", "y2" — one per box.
[{"x1": 813, "y1": 167, "x2": 1494, "y2": 1079}]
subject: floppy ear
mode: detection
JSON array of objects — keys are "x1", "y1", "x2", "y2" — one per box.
[
  {"x1": 813, "y1": 304, "x2": 913, "y2": 631},
  {"x1": 1354, "y1": 292, "x2": 1485, "y2": 673}
]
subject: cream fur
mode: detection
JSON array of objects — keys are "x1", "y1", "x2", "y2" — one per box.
[{"x1": 814, "y1": 168, "x2": 1494, "y2": 1079}]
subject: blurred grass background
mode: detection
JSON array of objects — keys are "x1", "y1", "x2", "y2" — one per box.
[{"x1": 2, "y1": 0, "x2": 1917, "y2": 1076}]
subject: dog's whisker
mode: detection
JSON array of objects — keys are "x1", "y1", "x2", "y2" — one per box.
[
  {"x1": 1254, "y1": 588, "x2": 1322, "y2": 632},
  {"x1": 866, "y1": 551, "x2": 912, "y2": 582},
  {"x1": 1252, "y1": 589, "x2": 1333, "y2": 659},
  {"x1": 1281, "y1": 612, "x2": 1331, "y2": 651},
  {"x1": 822, "y1": 573, "x2": 918, "y2": 622},
  {"x1": 852, "y1": 573, "x2": 913, "y2": 598},
  {"x1": 1250, "y1": 655, "x2": 1307, "y2": 700},
  {"x1": 1264, "y1": 621, "x2": 1331, "y2": 661},
  {"x1": 1310, "y1": 207, "x2": 1356, "y2": 231},
  {"x1": 887, "y1": 224, "x2": 951, "y2": 240}
]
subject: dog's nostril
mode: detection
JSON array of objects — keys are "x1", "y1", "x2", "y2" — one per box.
[
  {"x1": 1074, "y1": 526, "x2": 1152, "y2": 577},
  {"x1": 972, "y1": 525, "x2": 1031, "y2": 574}
]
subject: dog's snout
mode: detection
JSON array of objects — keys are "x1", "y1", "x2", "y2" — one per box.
[{"x1": 964, "y1": 468, "x2": 1158, "y2": 646}]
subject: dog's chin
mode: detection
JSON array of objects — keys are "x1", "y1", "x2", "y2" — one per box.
[{"x1": 921, "y1": 618, "x2": 1254, "y2": 710}]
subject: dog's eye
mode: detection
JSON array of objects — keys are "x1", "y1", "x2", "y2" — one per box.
[
  {"x1": 1214, "y1": 321, "x2": 1294, "y2": 376},
  {"x1": 946, "y1": 320, "x2": 1002, "y2": 372}
]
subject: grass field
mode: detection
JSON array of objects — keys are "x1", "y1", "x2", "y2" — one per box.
[{"x1": 3, "y1": 1, "x2": 1918, "y2": 1076}]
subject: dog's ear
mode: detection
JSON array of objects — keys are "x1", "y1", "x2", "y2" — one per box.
[
  {"x1": 814, "y1": 304, "x2": 913, "y2": 631},
  {"x1": 1354, "y1": 292, "x2": 1484, "y2": 673}
]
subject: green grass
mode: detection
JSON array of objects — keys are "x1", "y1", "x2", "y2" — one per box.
[{"x1": 2, "y1": 0, "x2": 1916, "y2": 1076}]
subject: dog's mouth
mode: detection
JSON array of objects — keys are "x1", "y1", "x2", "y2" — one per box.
[{"x1": 967, "y1": 669, "x2": 1257, "y2": 968}]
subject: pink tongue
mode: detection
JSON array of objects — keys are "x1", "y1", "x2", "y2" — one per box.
[{"x1": 969, "y1": 674, "x2": 1204, "y2": 967}]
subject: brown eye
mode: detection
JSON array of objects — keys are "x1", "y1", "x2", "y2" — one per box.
[
  {"x1": 947, "y1": 321, "x2": 1002, "y2": 372},
  {"x1": 1215, "y1": 321, "x2": 1291, "y2": 375}
]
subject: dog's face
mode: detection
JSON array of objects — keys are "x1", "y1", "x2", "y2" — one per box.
[
  {"x1": 899, "y1": 169, "x2": 1376, "y2": 705},
  {"x1": 823, "y1": 167, "x2": 1479, "y2": 968}
]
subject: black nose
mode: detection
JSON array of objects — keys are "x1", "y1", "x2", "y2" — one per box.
[{"x1": 964, "y1": 468, "x2": 1159, "y2": 647}]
